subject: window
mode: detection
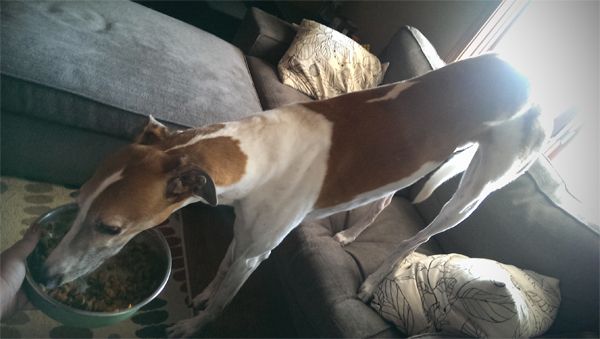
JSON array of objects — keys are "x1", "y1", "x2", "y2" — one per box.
[{"x1": 461, "y1": 0, "x2": 599, "y2": 224}]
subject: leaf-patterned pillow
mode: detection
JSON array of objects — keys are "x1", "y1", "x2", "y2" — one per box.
[
  {"x1": 278, "y1": 19, "x2": 386, "y2": 100},
  {"x1": 371, "y1": 253, "x2": 560, "y2": 338}
]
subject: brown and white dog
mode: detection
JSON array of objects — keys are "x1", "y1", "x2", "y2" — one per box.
[{"x1": 39, "y1": 54, "x2": 548, "y2": 337}]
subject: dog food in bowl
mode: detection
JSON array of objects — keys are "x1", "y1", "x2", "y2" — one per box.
[
  {"x1": 27, "y1": 206, "x2": 166, "y2": 313},
  {"x1": 43, "y1": 242, "x2": 163, "y2": 312}
]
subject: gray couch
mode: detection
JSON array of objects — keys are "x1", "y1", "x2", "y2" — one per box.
[
  {"x1": 2, "y1": 2, "x2": 598, "y2": 338},
  {"x1": 276, "y1": 161, "x2": 599, "y2": 338},
  {"x1": 0, "y1": 1, "x2": 443, "y2": 186},
  {"x1": 1, "y1": 0, "x2": 263, "y2": 185}
]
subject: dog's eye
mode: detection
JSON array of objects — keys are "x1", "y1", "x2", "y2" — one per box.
[{"x1": 96, "y1": 222, "x2": 122, "y2": 235}]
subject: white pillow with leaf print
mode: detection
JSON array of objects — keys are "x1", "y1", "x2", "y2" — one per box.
[
  {"x1": 278, "y1": 19, "x2": 386, "y2": 100},
  {"x1": 370, "y1": 253, "x2": 560, "y2": 338}
]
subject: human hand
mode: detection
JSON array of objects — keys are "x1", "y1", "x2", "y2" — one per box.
[{"x1": 0, "y1": 223, "x2": 41, "y2": 320}]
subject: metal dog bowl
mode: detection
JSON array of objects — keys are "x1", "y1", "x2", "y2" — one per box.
[{"x1": 25, "y1": 204, "x2": 172, "y2": 328}]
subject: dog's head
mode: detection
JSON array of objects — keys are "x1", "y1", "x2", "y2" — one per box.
[{"x1": 39, "y1": 117, "x2": 217, "y2": 288}]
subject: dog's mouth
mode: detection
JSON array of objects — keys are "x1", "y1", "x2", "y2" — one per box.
[
  {"x1": 36, "y1": 238, "x2": 128, "y2": 289},
  {"x1": 37, "y1": 252, "x2": 107, "y2": 289},
  {"x1": 38, "y1": 268, "x2": 64, "y2": 289}
]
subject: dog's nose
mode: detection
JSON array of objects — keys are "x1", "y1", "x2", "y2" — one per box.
[{"x1": 38, "y1": 267, "x2": 63, "y2": 289}]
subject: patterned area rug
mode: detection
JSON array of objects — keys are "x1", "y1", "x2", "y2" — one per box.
[{"x1": 0, "y1": 177, "x2": 192, "y2": 338}]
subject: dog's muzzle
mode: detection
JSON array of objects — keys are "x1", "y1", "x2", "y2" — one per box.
[{"x1": 37, "y1": 266, "x2": 64, "y2": 289}]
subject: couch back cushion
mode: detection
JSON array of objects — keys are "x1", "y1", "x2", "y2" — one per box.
[
  {"x1": 246, "y1": 56, "x2": 312, "y2": 110},
  {"x1": 0, "y1": 1, "x2": 262, "y2": 140},
  {"x1": 378, "y1": 26, "x2": 446, "y2": 84},
  {"x1": 411, "y1": 156, "x2": 599, "y2": 335}
]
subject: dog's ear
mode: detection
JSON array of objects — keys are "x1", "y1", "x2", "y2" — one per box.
[
  {"x1": 165, "y1": 158, "x2": 217, "y2": 206},
  {"x1": 135, "y1": 115, "x2": 170, "y2": 145}
]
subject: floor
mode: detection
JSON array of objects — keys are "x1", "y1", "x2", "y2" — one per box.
[{"x1": 181, "y1": 203, "x2": 298, "y2": 338}]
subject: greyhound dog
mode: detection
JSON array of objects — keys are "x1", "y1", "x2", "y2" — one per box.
[{"x1": 38, "y1": 54, "x2": 548, "y2": 337}]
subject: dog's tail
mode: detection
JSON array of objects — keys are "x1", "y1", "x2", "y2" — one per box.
[{"x1": 413, "y1": 144, "x2": 478, "y2": 203}]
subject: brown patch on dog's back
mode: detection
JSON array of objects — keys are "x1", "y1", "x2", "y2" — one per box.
[
  {"x1": 169, "y1": 136, "x2": 247, "y2": 186},
  {"x1": 306, "y1": 54, "x2": 532, "y2": 208},
  {"x1": 304, "y1": 87, "x2": 458, "y2": 209}
]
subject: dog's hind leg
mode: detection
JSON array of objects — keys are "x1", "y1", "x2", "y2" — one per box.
[
  {"x1": 413, "y1": 144, "x2": 477, "y2": 203},
  {"x1": 333, "y1": 193, "x2": 394, "y2": 245},
  {"x1": 358, "y1": 110, "x2": 547, "y2": 302}
]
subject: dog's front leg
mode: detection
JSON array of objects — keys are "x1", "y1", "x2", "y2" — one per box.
[
  {"x1": 191, "y1": 240, "x2": 235, "y2": 310},
  {"x1": 167, "y1": 246, "x2": 271, "y2": 338},
  {"x1": 167, "y1": 201, "x2": 306, "y2": 338}
]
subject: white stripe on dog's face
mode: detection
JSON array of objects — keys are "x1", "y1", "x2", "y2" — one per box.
[
  {"x1": 73, "y1": 169, "x2": 125, "y2": 239},
  {"x1": 42, "y1": 169, "x2": 124, "y2": 286}
]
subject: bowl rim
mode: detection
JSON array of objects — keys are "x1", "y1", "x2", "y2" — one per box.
[{"x1": 25, "y1": 203, "x2": 173, "y2": 317}]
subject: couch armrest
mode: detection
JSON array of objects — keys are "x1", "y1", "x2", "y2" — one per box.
[{"x1": 233, "y1": 7, "x2": 296, "y2": 65}]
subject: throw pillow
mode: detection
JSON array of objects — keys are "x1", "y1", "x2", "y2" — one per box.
[
  {"x1": 371, "y1": 253, "x2": 560, "y2": 337},
  {"x1": 278, "y1": 19, "x2": 386, "y2": 99}
]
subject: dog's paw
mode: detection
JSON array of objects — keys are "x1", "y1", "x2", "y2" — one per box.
[
  {"x1": 357, "y1": 281, "x2": 376, "y2": 303},
  {"x1": 166, "y1": 314, "x2": 210, "y2": 338},
  {"x1": 166, "y1": 318, "x2": 197, "y2": 338},
  {"x1": 191, "y1": 289, "x2": 211, "y2": 310},
  {"x1": 333, "y1": 231, "x2": 356, "y2": 246}
]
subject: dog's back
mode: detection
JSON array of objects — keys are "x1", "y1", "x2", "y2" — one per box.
[{"x1": 302, "y1": 54, "x2": 539, "y2": 212}]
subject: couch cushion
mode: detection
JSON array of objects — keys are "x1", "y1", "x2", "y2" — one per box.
[
  {"x1": 275, "y1": 197, "x2": 443, "y2": 338},
  {"x1": 1, "y1": 112, "x2": 128, "y2": 186},
  {"x1": 0, "y1": 0, "x2": 262, "y2": 140},
  {"x1": 342, "y1": 197, "x2": 443, "y2": 277},
  {"x1": 246, "y1": 56, "x2": 311, "y2": 110},
  {"x1": 412, "y1": 156, "x2": 599, "y2": 335},
  {"x1": 378, "y1": 26, "x2": 446, "y2": 84}
]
